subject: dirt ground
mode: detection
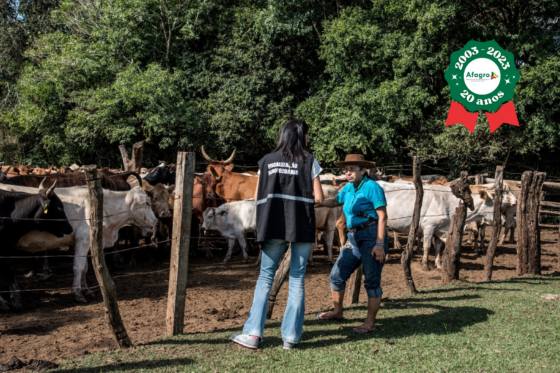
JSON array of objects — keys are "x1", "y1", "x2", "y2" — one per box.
[{"x1": 1, "y1": 229, "x2": 558, "y2": 363}]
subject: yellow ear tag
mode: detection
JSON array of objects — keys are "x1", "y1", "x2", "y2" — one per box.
[{"x1": 44, "y1": 209, "x2": 48, "y2": 214}]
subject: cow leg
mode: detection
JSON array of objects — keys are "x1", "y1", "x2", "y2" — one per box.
[
  {"x1": 479, "y1": 225, "x2": 487, "y2": 254},
  {"x1": 1, "y1": 258, "x2": 22, "y2": 310},
  {"x1": 81, "y1": 261, "x2": 94, "y2": 299},
  {"x1": 223, "y1": 238, "x2": 236, "y2": 264},
  {"x1": 40, "y1": 256, "x2": 52, "y2": 282},
  {"x1": 128, "y1": 230, "x2": 140, "y2": 266},
  {"x1": 25, "y1": 257, "x2": 42, "y2": 278},
  {"x1": 324, "y1": 228, "x2": 335, "y2": 265},
  {"x1": 204, "y1": 230, "x2": 213, "y2": 259},
  {"x1": 307, "y1": 236, "x2": 317, "y2": 265},
  {"x1": 253, "y1": 249, "x2": 262, "y2": 267},
  {"x1": 472, "y1": 227, "x2": 480, "y2": 253},
  {"x1": 239, "y1": 236, "x2": 248, "y2": 263},
  {"x1": 0, "y1": 294, "x2": 9, "y2": 310},
  {"x1": 498, "y1": 226, "x2": 507, "y2": 245},
  {"x1": 392, "y1": 230, "x2": 401, "y2": 252},
  {"x1": 72, "y1": 240, "x2": 89, "y2": 303},
  {"x1": 508, "y1": 219, "x2": 516, "y2": 243},
  {"x1": 421, "y1": 231, "x2": 435, "y2": 271},
  {"x1": 434, "y1": 238, "x2": 444, "y2": 269},
  {"x1": 415, "y1": 233, "x2": 423, "y2": 254}
]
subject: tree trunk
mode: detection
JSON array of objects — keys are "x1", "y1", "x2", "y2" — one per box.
[
  {"x1": 517, "y1": 171, "x2": 546, "y2": 276},
  {"x1": 130, "y1": 141, "x2": 144, "y2": 172},
  {"x1": 401, "y1": 156, "x2": 422, "y2": 294},
  {"x1": 475, "y1": 174, "x2": 484, "y2": 185},
  {"x1": 442, "y1": 171, "x2": 473, "y2": 284},
  {"x1": 118, "y1": 141, "x2": 144, "y2": 171},
  {"x1": 483, "y1": 166, "x2": 503, "y2": 281}
]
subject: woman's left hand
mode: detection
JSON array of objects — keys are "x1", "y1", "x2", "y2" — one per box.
[{"x1": 371, "y1": 245, "x2": 385, "y2": 263}]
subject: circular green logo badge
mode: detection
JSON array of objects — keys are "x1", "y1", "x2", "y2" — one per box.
[{"x1": 445, "y1": 40, "x2": 520, "y2": 113}]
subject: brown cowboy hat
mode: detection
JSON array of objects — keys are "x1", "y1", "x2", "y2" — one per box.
[{"x1": 334, "y1": 154, "x2": 376, "y2": 169}]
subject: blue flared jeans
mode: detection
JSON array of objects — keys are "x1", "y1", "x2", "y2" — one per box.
[{"x1": 242, "y1": 239, "x2": 312, "y2": 344}]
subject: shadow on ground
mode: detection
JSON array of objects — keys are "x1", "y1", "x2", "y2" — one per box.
[{"x1": 55, "y1": 357, "x2": 195, "y2": 372}]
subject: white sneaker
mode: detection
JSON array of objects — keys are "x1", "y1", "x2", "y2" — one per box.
[
  {"x1": 231, "y1": 334, "x2": 259, "y2": 349},
  {"x1": 283, "y1": 341, "x2": 296, "y2": 350}
]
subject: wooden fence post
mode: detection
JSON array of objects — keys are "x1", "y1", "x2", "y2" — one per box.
[
  {"x1": 517, "y1": 171, "x2": 546, "y2": 276},
  {"x1": 474, "y1": 174, "x2": 484, "y2": 185},
  {"x1": 84, "y1": 166, "x2": 132, "y2": 348},
  {"x1": 344, "y1": 265, "x2": 363, "y2": 306},
  {"x1": 266, "y1": 247, "x2": 291, "y2": 319},
  {"x1": 118, "y1": 141, "x2": 144, "y2": 172},
  {"x1": 483, "y1": 166, "x2": 504, "y2": 281},
  {"x1": 557, "y1": 225, "x2": 560, "y2": 271},
  {"x1": 538, "y1": 191, "x2": 546, "y2": 225},
  {"x1": 166, "y1": 152, "x2": 195, "y2": 335},
  {"x1": 402, "y1": 156, "x2": 422, "y2": 294},
  {"x1": 442, "y1": 171, "x2": 473, "y2": 284}
]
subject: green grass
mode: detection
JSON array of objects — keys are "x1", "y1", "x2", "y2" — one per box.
[{"x1": 55, "y1": 274, "x2": 560, "y2": 373}]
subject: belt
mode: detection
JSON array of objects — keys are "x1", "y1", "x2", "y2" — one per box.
[{"x1": 348, "y1": 219, "x2": 378, "y2": 233}]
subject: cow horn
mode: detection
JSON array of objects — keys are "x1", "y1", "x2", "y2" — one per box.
[
  {"x1": 39, "y1": 178, "x2": 47, "y2": 191},
  {"x1": 201, "y1": 146, "x2": 214, "y2": 162},
  {"x1": 3, "y1": 166, "x2": 10, "y2": 175},
  {"x1": 223, "y1": 149, "x2": 236, "y2": 165},
  {"x1": 46, "y1": 180, "x2": 57, "y2": 198}
]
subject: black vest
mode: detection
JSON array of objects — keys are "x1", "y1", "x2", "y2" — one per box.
[{"x1": 256, "y1": 151, "x2": 316, "y2": 243}]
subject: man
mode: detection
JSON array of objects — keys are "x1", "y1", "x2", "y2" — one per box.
[{"x1": 317, "y1": 154, "x2": 388, "y2": 334}]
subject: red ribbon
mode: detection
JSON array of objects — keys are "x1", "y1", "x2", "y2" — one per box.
[
  {"x1": 445, "y1": 101, "x2": 479, "y2": 133},
  {"x1": 486, "y1": 101, "x2": 519, "y2": 133},
  {"x1": 445, "y1": 101, "x2": 519, "y2": 133}
]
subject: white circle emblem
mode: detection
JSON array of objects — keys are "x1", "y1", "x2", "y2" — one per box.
[{"x1": 463, "y1": 58, "x2": 501, "y2": 95}]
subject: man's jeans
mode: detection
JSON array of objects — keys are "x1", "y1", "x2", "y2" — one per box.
[
  {"x1": 242, "y1": 239, "x2": 312, "y2": 344},
  {"x1": 330, "y1": 224, "x2": 389, "y2": 298}
]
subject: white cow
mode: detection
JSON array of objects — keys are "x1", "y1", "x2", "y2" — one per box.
[
  {"x1": 201, "y1": 199, "x2": 256, "y2": 264},
  {"x1": 0, "y1": 184, "x2": 158, "y2": 302},
  {"x1": 376, "y1": 181, "x2": 516, "y2": 270},
  {"x1": 319, "y1": 173, "x2": 347, "y2": 186},
  {"x1": 466, "y1": 183, "x2": 518, "y2": 252},
  {"x1": 310, "y1": 185, "x2": 343, "y2": 264}
]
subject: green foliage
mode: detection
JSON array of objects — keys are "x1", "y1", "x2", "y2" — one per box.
[
  {"x1": 0, "y1": 0, "x2": 559, "y2": 171},
  {"x1": 298, "y1": 0, "x2": 560, "y2": 169}
]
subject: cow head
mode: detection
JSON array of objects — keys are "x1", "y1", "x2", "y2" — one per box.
[
  {"x1": 144, "y1": 183, "x2": 174, "y2": 218},
  {"x1": 35, "y1": 179, "x2": 74, "y2": 237},
  {"x1": 202, "y1": 146, "x2": 235, "y2": 180},
  {"x1": 144, "y1": 165, "x2": 172, "y2": 186},
  {"x1": 198, "y1": 174, "x2": 218, "y2": 201},
  {"x1": 127, "y1": 186, "x2": 159, "y2": 228},
  {"x1": 475, "y1": 184, "x2": 517, "y2": 209},
  {"x1": 17, "y1": 165, "x2": 30, "y2": 175},
  {"x1": 470, "y1": 184, "x2": 517, "y2": 225},
  {"x1": 201, "y1": 206, "x2": 229, "y2": 232}
]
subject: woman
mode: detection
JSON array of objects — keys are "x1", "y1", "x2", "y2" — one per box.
[
  {"x1": 231, "y1": 119, "x2": 324, "y2": 350},
  {"x1": 317, "y1": 154, "x2": 388, "y2": 334}
]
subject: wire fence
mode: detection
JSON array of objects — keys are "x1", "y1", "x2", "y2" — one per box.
[{"x1": 0, "y1": 268, "x2": 170, "y2": 295}]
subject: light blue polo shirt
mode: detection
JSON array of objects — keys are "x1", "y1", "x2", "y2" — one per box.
[{"x1": 336, "y1": 176, "x2": 387, "y2": 228}]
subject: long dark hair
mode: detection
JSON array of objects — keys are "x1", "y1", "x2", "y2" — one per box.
[{"x1": 273, "y1": 119, "x2": 309, "y2": 164}]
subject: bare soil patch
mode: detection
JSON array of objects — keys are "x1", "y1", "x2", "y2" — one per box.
[{"x1": 1, "y1": 229, "x2": 558, "y2": 363}]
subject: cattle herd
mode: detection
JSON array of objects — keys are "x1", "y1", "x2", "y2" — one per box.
[{"x1": 0, "y1": 148, "x2": 521, "y2": 312}]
